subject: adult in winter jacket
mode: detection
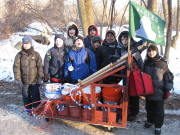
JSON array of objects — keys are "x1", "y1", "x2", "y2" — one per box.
[
  {"x1": 65, "y1": 22, "x2": 82, "y2": 50},
  {"x1": 117, "y1": 30, "x2": 147, "y2": 121},
  {"x1": 13, "y1": 36, "x2": 43, "y2": 115},
  {"x1": 96, "y1": 30, "x2": 121, "y2": 84},
  {"x1": 84, "y1": 25, "x2": 99, "y2": 48},
  {"x1": 143, "y1": 44, "x2": 173, "y2": 135},
  {"x1": 43, "y1": 34, "x2": 68, "y2": 83},
  {"x1": 64, "y1": 36, "x2": 97, "y2": 84}
]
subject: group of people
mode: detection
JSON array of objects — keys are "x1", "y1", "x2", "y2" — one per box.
[{"x1": 13, "y1": 22, "x2": 173, "y2": 135}]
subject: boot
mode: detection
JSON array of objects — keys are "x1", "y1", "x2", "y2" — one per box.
[{"x1": 154, "y1": 128, "x2": 161, "y2": 135}]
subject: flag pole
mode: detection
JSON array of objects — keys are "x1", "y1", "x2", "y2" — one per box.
[{"x1": 128, "y1": 37, "x2": 130, "y2": 52}]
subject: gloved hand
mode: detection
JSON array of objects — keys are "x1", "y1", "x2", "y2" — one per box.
[
  {"x1": 164, "y1": 89, "x2": 171, "y2": 99},
  {"x1": 16, "y1": 80, "x2": 23, "y2": 89},
  {"x1": 63, "y1": 77, "x2": 72, "y2": 83},
  {"x1": 43, "y1": 73, "x2": 49, "y2": 82},
  {"x1": 37, "y1": 78, "x2": 43, "y2": 85},
  {"x1": 108, "y1": 55, "x2": 119, "y2": 63}
]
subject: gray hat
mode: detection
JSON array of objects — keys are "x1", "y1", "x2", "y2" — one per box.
[
  {"x1": 22, "y1": 36, "x2": 32, "y2": 45},
  {"x1": 106, "y1": 30, "x2": 116, "y2": 38}
]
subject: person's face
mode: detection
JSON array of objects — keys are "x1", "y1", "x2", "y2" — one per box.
[
  {"x1": 93, "y1": 41, "x2": 101, "y2": 48},
  {"x1": 56, "y1": 38, "x2": 64, "y2": 48},
  {"x1": 69, "y1": 28, "x2": 76, "y2": 37},
  {"x1": 74, "y1": 39, "x2": 84, "y2": 48},
  {"x1": 148, "y1": 50, "x2": 157, "y2": 58},
  {"x1": 106, "y1": 33, "x2": 115, "y2": 43},
  {"x1": 23, "y1": 43, "x2": 31, "y2": 49},
  {"x1": 121, "y1": 36, "x2": 128, "y2": 48},
  {"x1": 89, "y1": 29, "x2": 96, "y2": 36}
]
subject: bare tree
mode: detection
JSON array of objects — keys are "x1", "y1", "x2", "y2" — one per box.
[
  {"x1": 171, "y1": 0, "x2": 180, "y2": 49},
  {"x1": 164, "y1": 0, "x2": 172, "y2": 60},
  {"x1": 77, "y1": 0, "x2": 94, "y2": 37}
]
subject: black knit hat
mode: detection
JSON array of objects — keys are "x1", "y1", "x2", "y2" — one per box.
[
  {"x1": 22, "y1": 36, "x2": 32, "y2": 45},
  {"x1": 106, "y1": 30, "x2": 116, "y2": 38},
  {"x1": 92, "y1": 36, "x2": 102, "y2": 44},
  {"x1": 54, "y1": 34, "x2": 65, "y2": 41},
  {"x1": 73, "y1": 36, "x2": 84, "y2": 44}
]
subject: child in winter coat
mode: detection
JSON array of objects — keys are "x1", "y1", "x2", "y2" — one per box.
[
  {"x1": 64, "y1": 36, "x2": 97, "y2": 84},
  {"x1": 96, "y1": 30, "x2": 122, "y2": 84},
  {"x1": 13, "y1": 36, "x2": 43, "y2": 115},
  {"x1": 89, "y1": 36, "x2": 102, "y2": 56},
  {"x1": 118, "y1": 30, "x2": 147, "y2": 121},
  {"x1": 84, "y1": 25, "x2": 99, "y2": 48},
  {"x1": 143, "y1": 44, "x2": 173, "y2": 135},
  {"x1": 43, "y1": 34, "x2": 68, "y2": 83},
  {"x1": 65, "y1": 22, "x2": 82, "y2": 50}
]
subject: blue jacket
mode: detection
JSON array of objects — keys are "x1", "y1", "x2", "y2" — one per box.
[{"x1": 64, "y1": 47, "x2": 97, "y2": 81}]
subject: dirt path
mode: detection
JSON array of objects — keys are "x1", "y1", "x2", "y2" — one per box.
[{"x1": 0, "y1": 81, "x2": 180, "y2": 135}]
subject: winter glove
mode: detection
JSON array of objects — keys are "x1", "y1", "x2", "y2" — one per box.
[
  {"x1": 63, "y1": 77, "x2": 72, "y2": 83},
  {"x1": 108, "y1": 54, "x2": 119, "y2": 63},
  {"x1": 43, "y1": 73, "x2": 49, "y2": 82},
  {"x1": 16, "y1": 80, "x2": 23, "y2": 89},
  {"x1": 37, "y1": 78, "x2": 43, "y2": 85},
  {"x1": 164, "y1": 89, "x2": 171, "y2": 99}
]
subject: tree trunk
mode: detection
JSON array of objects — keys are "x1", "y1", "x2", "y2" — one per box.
[
  {"x1": 164, "y1": 0, "x2": 172, "y2": 60},
  {"x1": 171, "y1": 0, "x2": 180, "y2": 49},
  {"x1": 77, "y1": 0, "x2": 94, "y2": 37}
]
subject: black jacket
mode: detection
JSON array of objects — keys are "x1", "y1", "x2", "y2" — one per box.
[
  {"x1": 96, "y1": 39, "x2": 121, "y2": 70},
  {"x1": 44, "y1": 46, "x2": 68, "y2": 79}
]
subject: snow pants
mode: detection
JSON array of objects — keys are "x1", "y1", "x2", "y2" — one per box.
[
  {"x1": 145, "y1": 99, "x2": 164, "y2": 128},
  {"x1": 22, "y1": 84, "x2": 40, "y2": 109}
]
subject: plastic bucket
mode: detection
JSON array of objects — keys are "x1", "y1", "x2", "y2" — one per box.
[
  {"x1": 45, "y1": 89, "x2": 62, "y2": 99},
  {"x1": 61, "y1": 86, "x2": 81, "y2": 102},
  {"x1": 44, "y1": 83, "x2": 62, "y2": 99},
  {"x1": 102, "y1": 86, "x2": 122, "y2": 112},
  {"x1": 82, "y1": 86, "x2": 101, "y2": 105}
]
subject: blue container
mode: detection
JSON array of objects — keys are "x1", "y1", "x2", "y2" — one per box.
[{"x1": 44, "y1": 89, "x2": 62, "y2": 99}]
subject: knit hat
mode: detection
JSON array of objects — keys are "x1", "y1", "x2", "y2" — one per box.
[
  {"x1": 105, "y1": 30, "x2": 116, "y2": 38},
  {"x1": 54, "y1": 34, "x2": 65, "y2": 41},
  {"x1": 92, "y1": 36, "x2": 102, "y2": 44},
  {"x1": 22, "y1": 36, "x2": 32, "y2": 45},
  {"x1": 73, "y1": 36, "x2": 84, "y2": 44}
]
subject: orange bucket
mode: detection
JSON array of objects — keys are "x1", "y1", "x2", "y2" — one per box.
[
  {"x1": 102, "y1": 86, "x2": 122, "y2": 111},
  {"x1": 82, "y1": 86, "x2": 101, "y2": 105},
  {"x1": 102, "y1": 86, "x2": 122, "y2": 100}
]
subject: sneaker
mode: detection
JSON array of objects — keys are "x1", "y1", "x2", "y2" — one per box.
[
  {"x1": 154, "y1": 128, "x2": 161, "y2": 135},
  {"x1": 127, "y1": 115, "x2": 136, "y2": 121},
  {"x1": 144, "y1": 122, "x2": 153, "y2": 128}
]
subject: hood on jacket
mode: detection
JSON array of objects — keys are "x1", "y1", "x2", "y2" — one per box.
[
  {"x1": 91, "y1": 36, "x2": 102, "y2": 50},
  {"x1": 54, "y1": 34, "x2": 65, "y2": 47},
  {"x1": 118, "y1": 31, "x2": 136, "y2": 48},
  {"x1": 66, "y1": 22, "x2": 78, "y2": 37},
  {"x1": 88, "y1": 25, "x2": 99, "y2": 36}
]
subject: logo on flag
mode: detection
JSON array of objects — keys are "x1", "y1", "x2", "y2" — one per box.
[{"x1": 129, "y1": 1, "x2": 165, "y2": 46}]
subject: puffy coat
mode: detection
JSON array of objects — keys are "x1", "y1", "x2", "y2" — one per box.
[
  {"x1": 64, "y1": 47, "x2": 97, "y2": 81},
  {"x1": 44, "y1": 46, "x2": 68, "y2": 79},
  {"x1": 96, "y1": 39, "x2": 121, "y2": 70},
  {"x1": 143, "y1": 57, "x2": 173, "y2": 101},
  {"x1": 13, "y1": 49, "x2": 43, "y2": 84}
]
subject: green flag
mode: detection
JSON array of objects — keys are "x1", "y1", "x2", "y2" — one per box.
[{"x1": 129, "y1": 1, "x2": 165, "y2": 46}]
